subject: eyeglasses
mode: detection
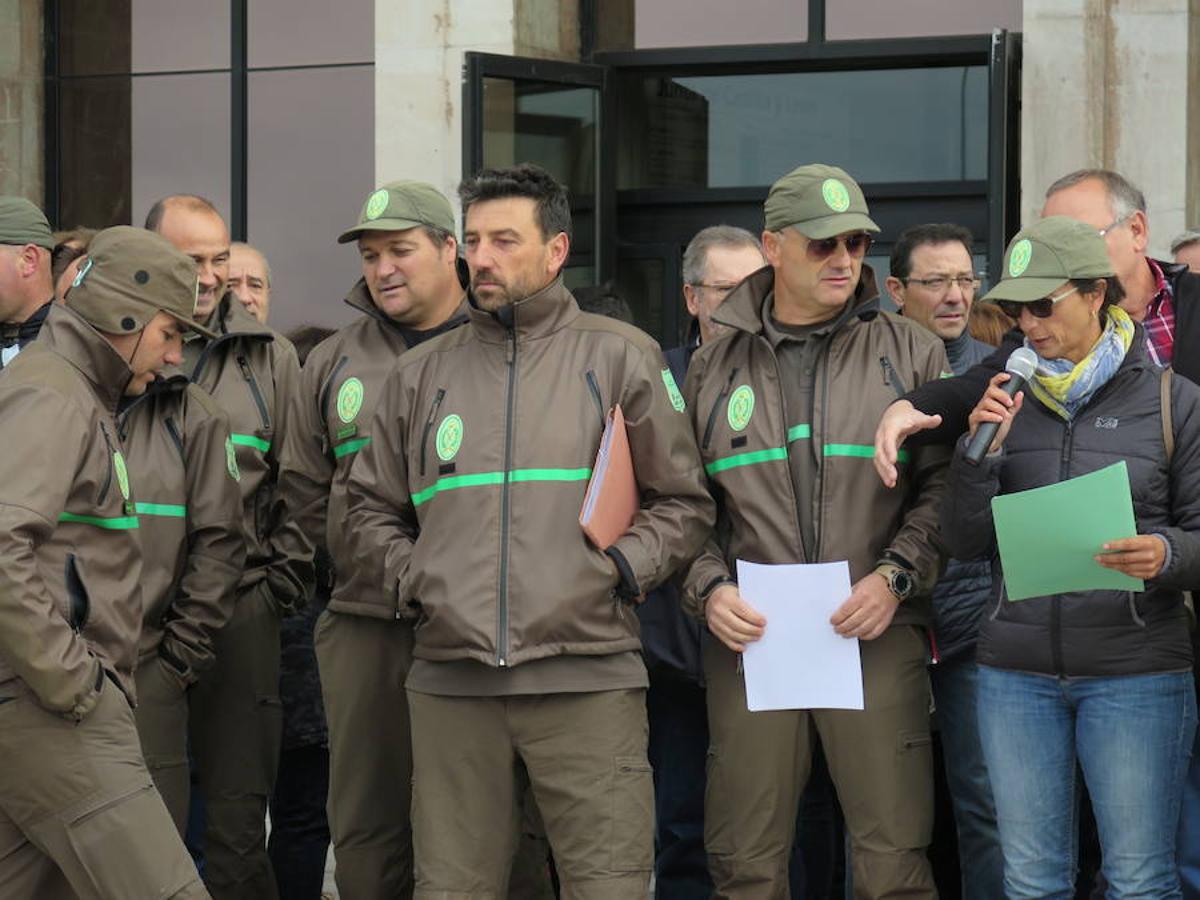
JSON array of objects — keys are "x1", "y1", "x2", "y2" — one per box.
[
  {"x1": 803, "y1": 232, "x2": 874, "y2": 262},
  {"x1": 995, "y1": 285, "x2": 1081, "y2": 320},
  {"x1": 1097, "y1": 214, "x2": 1130, "y2": 237},
  {"x1": 902, "y1": 274, "x2": 981, "y2": 294},
  {"x1": 691, "y1": 282, "x2": 741, "y2": 296}
]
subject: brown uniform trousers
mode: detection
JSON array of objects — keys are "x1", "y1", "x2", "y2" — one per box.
[
  {"x1": 134, "y1": 659, "x2": 193, "y2": 834},
  {"x1": 315, "y1": 609, "x2": 417, "y2": 899},
  {"x1": 190, "y1": 582, "x2": 283, "y2": 899},
  {"x1": 704, "y1": 626, "x2": 936, "y2": 900},
  {"x1": 407, "y1": 687, "x2": 653, "y2": 899},
  {"x1": 315, "y1": 610, "x2": 558, "y2": 900},
  {"x1": 0, "y1": 677, "x2": 209, "y2": 899}
]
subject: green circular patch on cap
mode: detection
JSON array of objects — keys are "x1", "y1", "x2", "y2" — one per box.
[
  {"x1": 436, "y1": 414, "x2": 463, "y2": 461},
  {"x1": 225, "y1": 436, "x2": 241, "y2": 482},
  {"x1": 727, "y1": 385, "x2": 755, "y2": 432},
  {"x1": 113, "y1": 451, "x2": 130, "y2": 501},
  {"x1": 1008, "y1": 239, "x2": 1033, "y2": 277},
  {"x1": 365, "y1": 189, "x2": 390, "y2": 221},
  {"x1": 336, "y1": 377, "x2": 364, "y2": 424},
  {"x1": 821, "y1": 179, "x2": 851, "y2": 213}
]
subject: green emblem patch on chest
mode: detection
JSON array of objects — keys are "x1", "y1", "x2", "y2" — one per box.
[
  {"x1": 337, "y1": 377, "x2": 364, "y2": 424},
  {"x1": 113, "y1": 451, "x2": 130, "y2": 501},
  {"x1": 436, "y1": 414, "x2": 463, "y2": 461},
  {"x1": 727, "y1": 385, "x2": 755, "y2": 432},
  {"x1": 225, "y1": 435, "x2": 241, "y2": 482}
]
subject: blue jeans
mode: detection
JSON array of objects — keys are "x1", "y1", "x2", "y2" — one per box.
[
  {"x1": 1179, "y1": 709, "x2": 1200, "y2": 899},
  {"x1": 977, "y1": 666, "x2": 1196, "y2": 900},
  {"x1": 931, "y1": 658, "x2": 1005, "y2": 900}
]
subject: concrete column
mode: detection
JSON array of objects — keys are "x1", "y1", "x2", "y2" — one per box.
[
  {"x1": 1021, "y1": 0, "x2": 1200, "y2": 255},
  {"x1": 374, "y1": 0, "x2": 579, "y2": 222},
  {"x1": 0, "y1": 0, "x2": 43, "y2": 203}
]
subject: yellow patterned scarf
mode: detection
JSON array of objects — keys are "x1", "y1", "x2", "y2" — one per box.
[{"x1": 1026, "y1": 306, "x2": 1135, "y2": 421}]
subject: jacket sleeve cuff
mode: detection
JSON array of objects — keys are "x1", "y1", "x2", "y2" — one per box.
[
  {"x1": 605, "y1": 546, "x2": 640, "y2": 601},
  {"x1": 1148, "y1": 531, "x2": 1173, "y2": 578}
]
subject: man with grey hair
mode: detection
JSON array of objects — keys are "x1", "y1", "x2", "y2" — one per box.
[
  {"x1": 1172, "y1": 230, "x2": 1200, "y2": 274},
  {"x1": 228, "y1": 242, "x2": 271, "y2": 323},
  {"x1": 679, "y1": 224, "x2": 764, "y2": 348}
]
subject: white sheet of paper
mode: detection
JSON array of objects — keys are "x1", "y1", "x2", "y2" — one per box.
[{"x1": 736, "y1": 559, "x2": 864, "y2": 712}]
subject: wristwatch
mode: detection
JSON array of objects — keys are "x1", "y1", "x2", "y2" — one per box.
[{"x1": 875, "y1": 563, "x2": 914, "y2": 602}]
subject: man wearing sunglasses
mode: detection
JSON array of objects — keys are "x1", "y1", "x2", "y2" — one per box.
[{"x1": 681, "y1": 163, "x2": 951, "y2": 898}]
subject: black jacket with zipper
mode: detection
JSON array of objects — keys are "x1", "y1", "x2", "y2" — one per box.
[{"x1": 942, "y1": 333, "x2": 1200, "y2": 677}]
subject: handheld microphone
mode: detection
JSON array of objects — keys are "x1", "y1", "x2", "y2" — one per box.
[{"x1": 963, "y1": 346, "x2": 1038, "y2": 466}]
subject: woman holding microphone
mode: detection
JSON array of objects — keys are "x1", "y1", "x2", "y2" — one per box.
[{"x1": 942, "y1": 216, "x2": 1200, "y2": 899}]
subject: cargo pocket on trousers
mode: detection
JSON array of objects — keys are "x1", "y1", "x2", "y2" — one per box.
[
  {"x1": 64, "y1": 781, "x2": 196, "y2": 898},
  {"x1": 610, "y1": 756, "x2": 654, "y2": 873}
]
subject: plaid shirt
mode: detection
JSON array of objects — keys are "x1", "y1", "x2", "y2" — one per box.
[{"x1": 1142, "y1": 258, "x2": 1175, "y2": 368}]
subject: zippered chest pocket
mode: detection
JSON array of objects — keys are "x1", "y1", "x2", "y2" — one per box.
[{"x1": 236, "y1": 354, "x2": 273, "y2": 433}]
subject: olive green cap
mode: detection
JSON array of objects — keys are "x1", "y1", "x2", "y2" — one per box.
[
  {"x1": 66, "y1": 226, "x2": 217, "y2": 339},
  {"x1": 338, "y1": 180, "x2": 455, "y2": 244},
  {"x1": 983, "y1": 216, "x2": 1115, "y2": 304},
  {"x1": 0, "y1": 196, "x2": 54, "y2": 250},
  {"x1": 763, "y1": 164, "x2": 880, "y2": 239}
]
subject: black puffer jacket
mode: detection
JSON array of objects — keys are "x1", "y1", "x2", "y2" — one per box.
[{"x1": 942, "y1": 334, "x2": 1200, "y2": 677}]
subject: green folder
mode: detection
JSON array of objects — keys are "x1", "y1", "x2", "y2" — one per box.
[{"x1": 991, "y1": 461, "x2": 1144, "y2": 601}]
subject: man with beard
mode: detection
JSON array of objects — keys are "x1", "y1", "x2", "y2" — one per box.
[{"x1": 344, "y1": 164, "x2": 714, "y2": 897}]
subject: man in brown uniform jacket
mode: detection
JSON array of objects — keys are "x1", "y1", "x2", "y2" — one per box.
[
  {"x1": 682, "y1": 165, "x2": 950, "y2": 899},
  {"x1": 124, "y1": 348, "x2": 248, "y2": 834},
  {"x1": 147, "y1": 194, "x2": 310, "y2": 898},
  {"x1": 0, "y1": 225, "x2": 215, "y2": 898},
  {"x1": 277, "y1": 180, "x2": 468, "y2": 898},
  {"x1": 345, "y1": 164, "x2": 715, "y2": 898}
]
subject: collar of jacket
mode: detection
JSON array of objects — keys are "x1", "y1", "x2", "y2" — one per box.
[
  {"x1": 711, "y1": 264, "x2": 881, "y2": 338},
  {"x1": 0, "y1": 299, "x2": 54, "y2": 347},
  {"x1": 343, "y1": 278, "x2": 470, "y2": 347},
  {"x1": 209, "y1": 291, "x2": 274, "y2": 340},
  {"x1": 1158, "y1": 258, "x2": 1191, "y2": 289},
  {"x1": 465, "y1": 275, "x2": 578, "y2": 344},
  {"x1": 37, "y1": 303, "x2": 134, "y2": 411}
]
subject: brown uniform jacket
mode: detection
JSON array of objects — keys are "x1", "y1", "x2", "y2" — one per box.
[
  {"x1": 682, "y1": 266, "x2": 950, "y2": 626},
  {"x1": 118, "y1": 375, "x2": 246, "y2": 686},
  {"x1": 276, "y1": 280, "x2": 467, "y2": 620},
  {"x1": 345, "y1": 277, "x2": 715, "y2": 668},
  {"x1": 0, "y1": 305, "x2": 142, "y2": 718},
  {"x1": 182, "y1": 293, "x2": 310, "y2": 609}
]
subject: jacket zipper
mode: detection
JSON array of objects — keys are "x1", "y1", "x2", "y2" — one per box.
[
  {"x1": 810, "y1": 339, "x2": 834, "y2": 561},
  {"x1": 237, "y1": 355, "x2": 271, "y2": 430},
  {"x1": 1051, "y1": 420, "x2": 1074, "y2": 675},
  {"x1": 498, "y1": 325, "x2": 519, "y2": 667},
  {"x1": 585, "y1": 370, "x2": 605, "y2": 426},
  {"x1": 320, "y1": 355, "x2": 351, "y2": 422},
  {"x1": 702, "y1": 368, "x2": 738, "y2": 450},
  {"x1": 879, "y1": 355, "x2": 907, "y2": 400},
  {"x1": 419, "y1": 389, "x2": 447, "y2": 478}
]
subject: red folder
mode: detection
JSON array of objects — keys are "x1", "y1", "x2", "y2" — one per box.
[{"x1": 579, "y1": 404, "x2": 638, "y2": 549}]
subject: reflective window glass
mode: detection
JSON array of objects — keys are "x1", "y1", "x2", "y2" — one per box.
[
  {"x1": 481, "y1": 78, "x2": 599, "y2": 273},
  {"x1": 247, "y1": 66, "x2": 374, "y2": 332},
  {"x1": 617, "y1": 67, "x2": 988, "y2": 189},
  {"x1": 130, "y1": 73, "x2": 232, "y2": 226},
  {"x1": 130, "y1": 0, "x2": 229, "y2": 73},
  {"x1": 248, "y1": 0, "x2": 373, "y2": 68}
]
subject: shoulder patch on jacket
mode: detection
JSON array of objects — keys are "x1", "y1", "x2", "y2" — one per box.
[{"x1": 661, "y1": 368, "x2": 686, "y2": 412}]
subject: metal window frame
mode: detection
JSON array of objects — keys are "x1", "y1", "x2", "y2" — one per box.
[{"x1": 462, "y1": 52, "x2": 617, "y2": 282}]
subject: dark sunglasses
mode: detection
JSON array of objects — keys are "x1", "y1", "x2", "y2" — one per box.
[
  {"x1": 995, "y1": 285, "x2": 1080, "y2": 321},
  {"x1": 805, "y1": 232, "x2": 873, "y2": 261}
]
